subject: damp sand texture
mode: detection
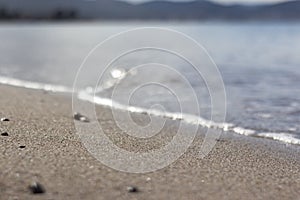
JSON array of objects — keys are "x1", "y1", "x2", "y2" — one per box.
[{"x1": 0, "y1": 85, "x2": 300, "y2": 200}]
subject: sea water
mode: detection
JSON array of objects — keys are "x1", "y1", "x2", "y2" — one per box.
[{"x1": 0, "y1": 21, "x2": 299, "y2": 145}]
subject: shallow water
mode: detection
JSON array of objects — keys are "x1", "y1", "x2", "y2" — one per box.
[{"x1": 0, "y1": 21, "x2": 300, "y2": 144}]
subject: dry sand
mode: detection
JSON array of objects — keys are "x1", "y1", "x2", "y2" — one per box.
[{"x1": 0, "y1": 85, "x2": 299, "y2": 200}]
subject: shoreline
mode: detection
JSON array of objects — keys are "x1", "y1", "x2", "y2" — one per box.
[
  {"x1": 1, "y1": 75, "x2": 299, "y2": 146},
  {"x1": 0, "y1": 84, "x2": 299, "y2": 199}
]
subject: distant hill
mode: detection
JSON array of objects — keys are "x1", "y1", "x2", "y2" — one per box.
[{"x1": 0, "y1": 0, "x2": 299, "y2": 21}]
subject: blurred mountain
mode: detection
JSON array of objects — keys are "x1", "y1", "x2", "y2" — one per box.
[{"x1": 0, "y1": 0, "x2": 299, "y2": 20}]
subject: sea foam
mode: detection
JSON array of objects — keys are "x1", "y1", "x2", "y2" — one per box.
[{"x1": 0, "y1": 75, "x2": 299, "y2": 145}]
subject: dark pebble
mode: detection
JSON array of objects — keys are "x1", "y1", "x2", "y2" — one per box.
[
  {"x1": 73, "y1": 112, "x2": 90, "y2": 122},
  {"x1": 0, "y1": 118, "x2": 10, "y2": 122},
  {"x1": 127, "y1": 186, "x2": 138, "y2": 193},
  {"x1": 19, "y1": 145, "x2": 26, "y2": 149},
  {"x1": 1, "y1": 132, "x2": 9, "y2": 136},
  {"x1": 29, "y1": 182, "x2": 45, "y2": 194}
]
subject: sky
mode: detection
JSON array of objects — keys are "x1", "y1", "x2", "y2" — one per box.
[{"x1": 124, "y1": 0, "x2": 288, "y2": 5}]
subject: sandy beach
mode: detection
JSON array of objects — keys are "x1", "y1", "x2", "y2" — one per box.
[{"x1": 0, "y1": 84, "x2": 299, "y2": 200}]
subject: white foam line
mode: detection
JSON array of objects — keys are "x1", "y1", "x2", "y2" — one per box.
[
  {"x1": 0, "y1": 76, "x2": 73, "y2": 93},
  {"x1": 79, "y1": 91, "x2": 300, "y2": 145},
  {"x1": 232, "y1": 127, "x2": 256, "y2": 136},
  {"x1": 257, "y1": 132, "x2": 300, "y2": 145},
  {"x1": 78, "y1": 91, "x2": 234, "y2": 130},
  {"x1": 1, "y1": 75, "x2": 300, "y2": 145}
]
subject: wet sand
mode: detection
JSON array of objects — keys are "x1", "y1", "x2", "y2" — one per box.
[{"x1": 0, "y1": 85, "x2": 299, "y2": 200}]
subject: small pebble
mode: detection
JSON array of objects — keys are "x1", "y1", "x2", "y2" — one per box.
[
  {"x1": 127, "y1": 186, "x2": 138, "y2": 193},
  {"x1": 19, "y1": 145, "x2": 26, "y2": 149},
  {"x1": 1, "y1": 132, "x2": 9, "y2": 136},
  {"x1": 73, "y1": 112, "x2": 89, "y2": 122},
  {"x1": 0, "y1": 118, "x2": 10, "y2": 122},
  {"x1": 29, "y1": 182, "x2": 45, "y2": 194}
]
